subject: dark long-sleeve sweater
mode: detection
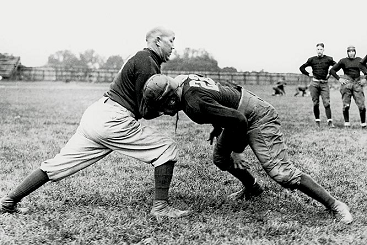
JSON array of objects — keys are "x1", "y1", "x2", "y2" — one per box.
[
  {"x1": 361, "y1": 55, "x2": 367, "y2": 66},
  {"x1": 299, "y1": 55, "x2": 336, "y2": 80},
  {"x1": 179, "y1": 74, "x2": 248, "y2": 153},
  {"x1": 330, "y1": 57, "x2": 367, "y2": 80},
  {"x1": 105, "y1": 48, "x2": 163, "y2": 120}
]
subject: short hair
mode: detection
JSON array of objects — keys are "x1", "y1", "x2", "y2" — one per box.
[
  {"x1": 146, "y1": 27, "x2": 174, "y2": 42},
  {"x1": 316, "y1": 43, "x2": 324, "y2": 48}
]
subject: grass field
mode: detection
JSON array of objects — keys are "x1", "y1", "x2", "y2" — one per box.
[{"x1": 1, "y1": 81, "x2": 367, "y2": 244}]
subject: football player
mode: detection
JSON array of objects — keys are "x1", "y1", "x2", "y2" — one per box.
[
  {"x1": 299, "y1": 43, "x2": 336, "y2": 127},
  {"x1": 330, "y1": 45, "x2": 367, "y2": 128},
  {"x1": 143, "y1": 73, "x2": 353, "y2": 224}
]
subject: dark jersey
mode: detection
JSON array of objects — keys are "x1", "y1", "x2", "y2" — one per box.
[
  {"x1": 299, "y1": 55, "x2": 336, "y2": 80},
  {"x1": 104, "y1": 48, "x2": 163, "y2": 120},
  {"x1": 361, "y1": 55, "x2": 367, "y2": 66},
  {"x1": 179, "y1": 74, "x2": 248, "y2": 140},
  {"x1": 330, "y1": 57, "x2": 367, "y2": 80}
]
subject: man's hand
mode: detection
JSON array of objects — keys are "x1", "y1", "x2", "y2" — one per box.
[
  {"x1": 230, "y1": 152, "x2": 250, "y2": 170},
  {"x1": 339, "y1": 77, "x2": 348, "y2": 85},
  {"x1": 207, "y1": 127, "x2": 222, "y2": 145},
  {"x1": 358, "y1": 77, "x2": 367, "y2": 86}
]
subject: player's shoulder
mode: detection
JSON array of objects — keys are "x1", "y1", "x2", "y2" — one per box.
[
  {"x1": 134, "y1": 49, "x2": 151, "y2": 58},
  {"x1": 307, "y1": 56, "x2": 319, "y2": 62},
  {"x1": 324, "y1": 55, "x2": 334, "y2": 60}
]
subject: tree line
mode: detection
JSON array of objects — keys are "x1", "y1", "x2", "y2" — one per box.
[{"x1": 45, "y1": 48, "x2": 238, "y2": 72}]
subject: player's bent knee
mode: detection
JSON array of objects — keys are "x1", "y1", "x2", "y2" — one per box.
[
  {"x1": 267, "y1": 167, "x2": 302, "y2": 189},
  {"x1": 152, "y1": 140, "x2": 178, "y2": 167},
  {"x1": 213, "y1": 153, "x2": 231, "y2": 171}
]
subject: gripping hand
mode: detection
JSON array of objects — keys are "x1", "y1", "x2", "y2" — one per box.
[
  {"x1": 207, "y1": 127, "x2": 222, "y2": 145},
  {"x1": 230, "y1": 152, "x2": 250, "y2": 170},
  {"x1": 339, "y1": 77, "x2": 348, "y2": 85}
]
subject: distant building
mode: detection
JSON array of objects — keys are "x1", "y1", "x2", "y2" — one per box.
[{"x1": 0, "y1": 54, "x2": 21, "y2": 79}]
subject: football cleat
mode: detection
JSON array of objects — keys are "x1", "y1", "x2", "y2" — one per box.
[
  {"x1": 228, "y1": 181, "x2": 264, "y2": 201},
  {"x1": 0, "y1": 196, "x2": 29, "y2": 214},
  {"x1": 150, "y1": 200, "x2": 190, "y2": 222},
  {"x1": 315, "y1": 120, "x2": 321, "y2": 127},
  {"x1": 327, "y1": 120, "x2": 335, "y2": 128},
  {"x1": 331, "y1": 200, "x2": 353, "y2": 224}
]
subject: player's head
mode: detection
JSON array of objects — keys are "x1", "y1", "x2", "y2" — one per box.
[
  {"x1": 143, "y1": 74, "x2": 182, "y2": 116},
  {"x1": 146, "y1": 27, "x2": 175, "y2": 62},
  {"x1": 316, "y1": 43, "x2": 324, "y2": 57},
  {"x1": 347, "y1": 45, "x2": 356, "y2": 58}
]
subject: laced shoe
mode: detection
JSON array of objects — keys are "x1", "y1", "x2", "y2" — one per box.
[
  {"x1": 0, "y1": 196, "x2": 29, "y2": 214},
  {"x1": 331, "y1": 200, "x2": 353, "y2": 224},
  {"x1": 228, "y1": 181, "x2": 264, "y2": 201},
  {"x1": 150, "y1": 200, "x2": 190, "y2": 222},
  {"x1": 361, "y1": 123, "x2": 367, "y2": 129},
  {"x1": 315, "y1": 120, "x2": 321, "y2": 127},
  {"x1": 327, "y1": 120, "x2": 335, "y2": 128}
]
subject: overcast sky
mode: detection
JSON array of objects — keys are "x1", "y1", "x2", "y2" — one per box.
[{"x1": 1, "y1": 0, "x2": 366, "y2": 73}]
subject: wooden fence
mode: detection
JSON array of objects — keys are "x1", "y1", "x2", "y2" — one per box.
[{"x1": 13, "y1": 66, "x2": 337, "y2": 86}]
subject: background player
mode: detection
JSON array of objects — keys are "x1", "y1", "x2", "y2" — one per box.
[
  {"x1": 299, "y1": 43, "x2": 336, "y2": 127},
  {"x1": 272, "y1": 78, "x2": 286, "y2": 96},
  {"x1": 294, "y1": 85, "x2": 309, "y2": 97},
  {"x1": 143, "y1": 73, "x2": 353, "y2": 224},
  {"x1": 330, "y1": 45, "x2": 367, "y2": 128},
  {"x1": 0, "y1": 27, "x2": 189, "y2": 220}
]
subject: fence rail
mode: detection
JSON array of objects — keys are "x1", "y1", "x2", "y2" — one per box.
[{"x1": 12, "y1": 67, "x2": 337, "y2": 85}]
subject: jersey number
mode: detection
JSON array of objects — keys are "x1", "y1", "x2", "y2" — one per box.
[{"x1": 188, "y1": 74, "x2": 219, "y2": 91}]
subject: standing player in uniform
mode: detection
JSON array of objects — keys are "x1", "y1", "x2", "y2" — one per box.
[
  {"x1": 0, "y1": 27, "x2": 189, "y2": 220},
  {"x1": 299, "y1": 43, "x2": 336, "y2": 127},
  {"x1": 330, "y1": 45, "x2": 367, "y2": 128},
  {"x1": 143, "y1": 73, "x2": 353, "y2": 224}
]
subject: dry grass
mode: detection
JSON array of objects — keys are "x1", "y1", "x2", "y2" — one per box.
[{"x1": 1, "y1": 81, "x2": 367, "y2": 244}]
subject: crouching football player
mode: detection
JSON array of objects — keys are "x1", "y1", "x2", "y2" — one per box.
[{"x1": 143, "y1": 73, "x2": 353, "y2": 224}]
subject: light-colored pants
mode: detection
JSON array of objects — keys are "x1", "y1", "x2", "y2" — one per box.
[
  {"x1": 41, "y1": 97, "x2": 178, "y2": 181},
  {"x1": 213, "y1": 89, "x2": 302, "y2": 188}
]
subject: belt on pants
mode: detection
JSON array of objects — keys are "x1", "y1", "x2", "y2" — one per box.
[
  {"x1": 103, "y1": 97, "x2": 136, "y2": 118},
  {"x1": 312, "y1": 78, "x2": 328, "y2": 83}
]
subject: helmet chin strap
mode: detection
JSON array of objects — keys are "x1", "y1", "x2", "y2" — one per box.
[
  {"x1": 174, "y1": 112, "x2": 179, "y2": 135},
  {"x1": 173, "y1": 77, "x2": 186, "y2": 134}
]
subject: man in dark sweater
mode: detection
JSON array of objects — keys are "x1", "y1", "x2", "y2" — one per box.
[
  {"x1": 330, "y1": 46, "x2": 367, "y2": 128},
  {"x1": 0, "y1": 27, "x2": 189, "y2": 220},
  {"x1": 300, "y1": 43, "x2": 336, "y2": 127}
]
